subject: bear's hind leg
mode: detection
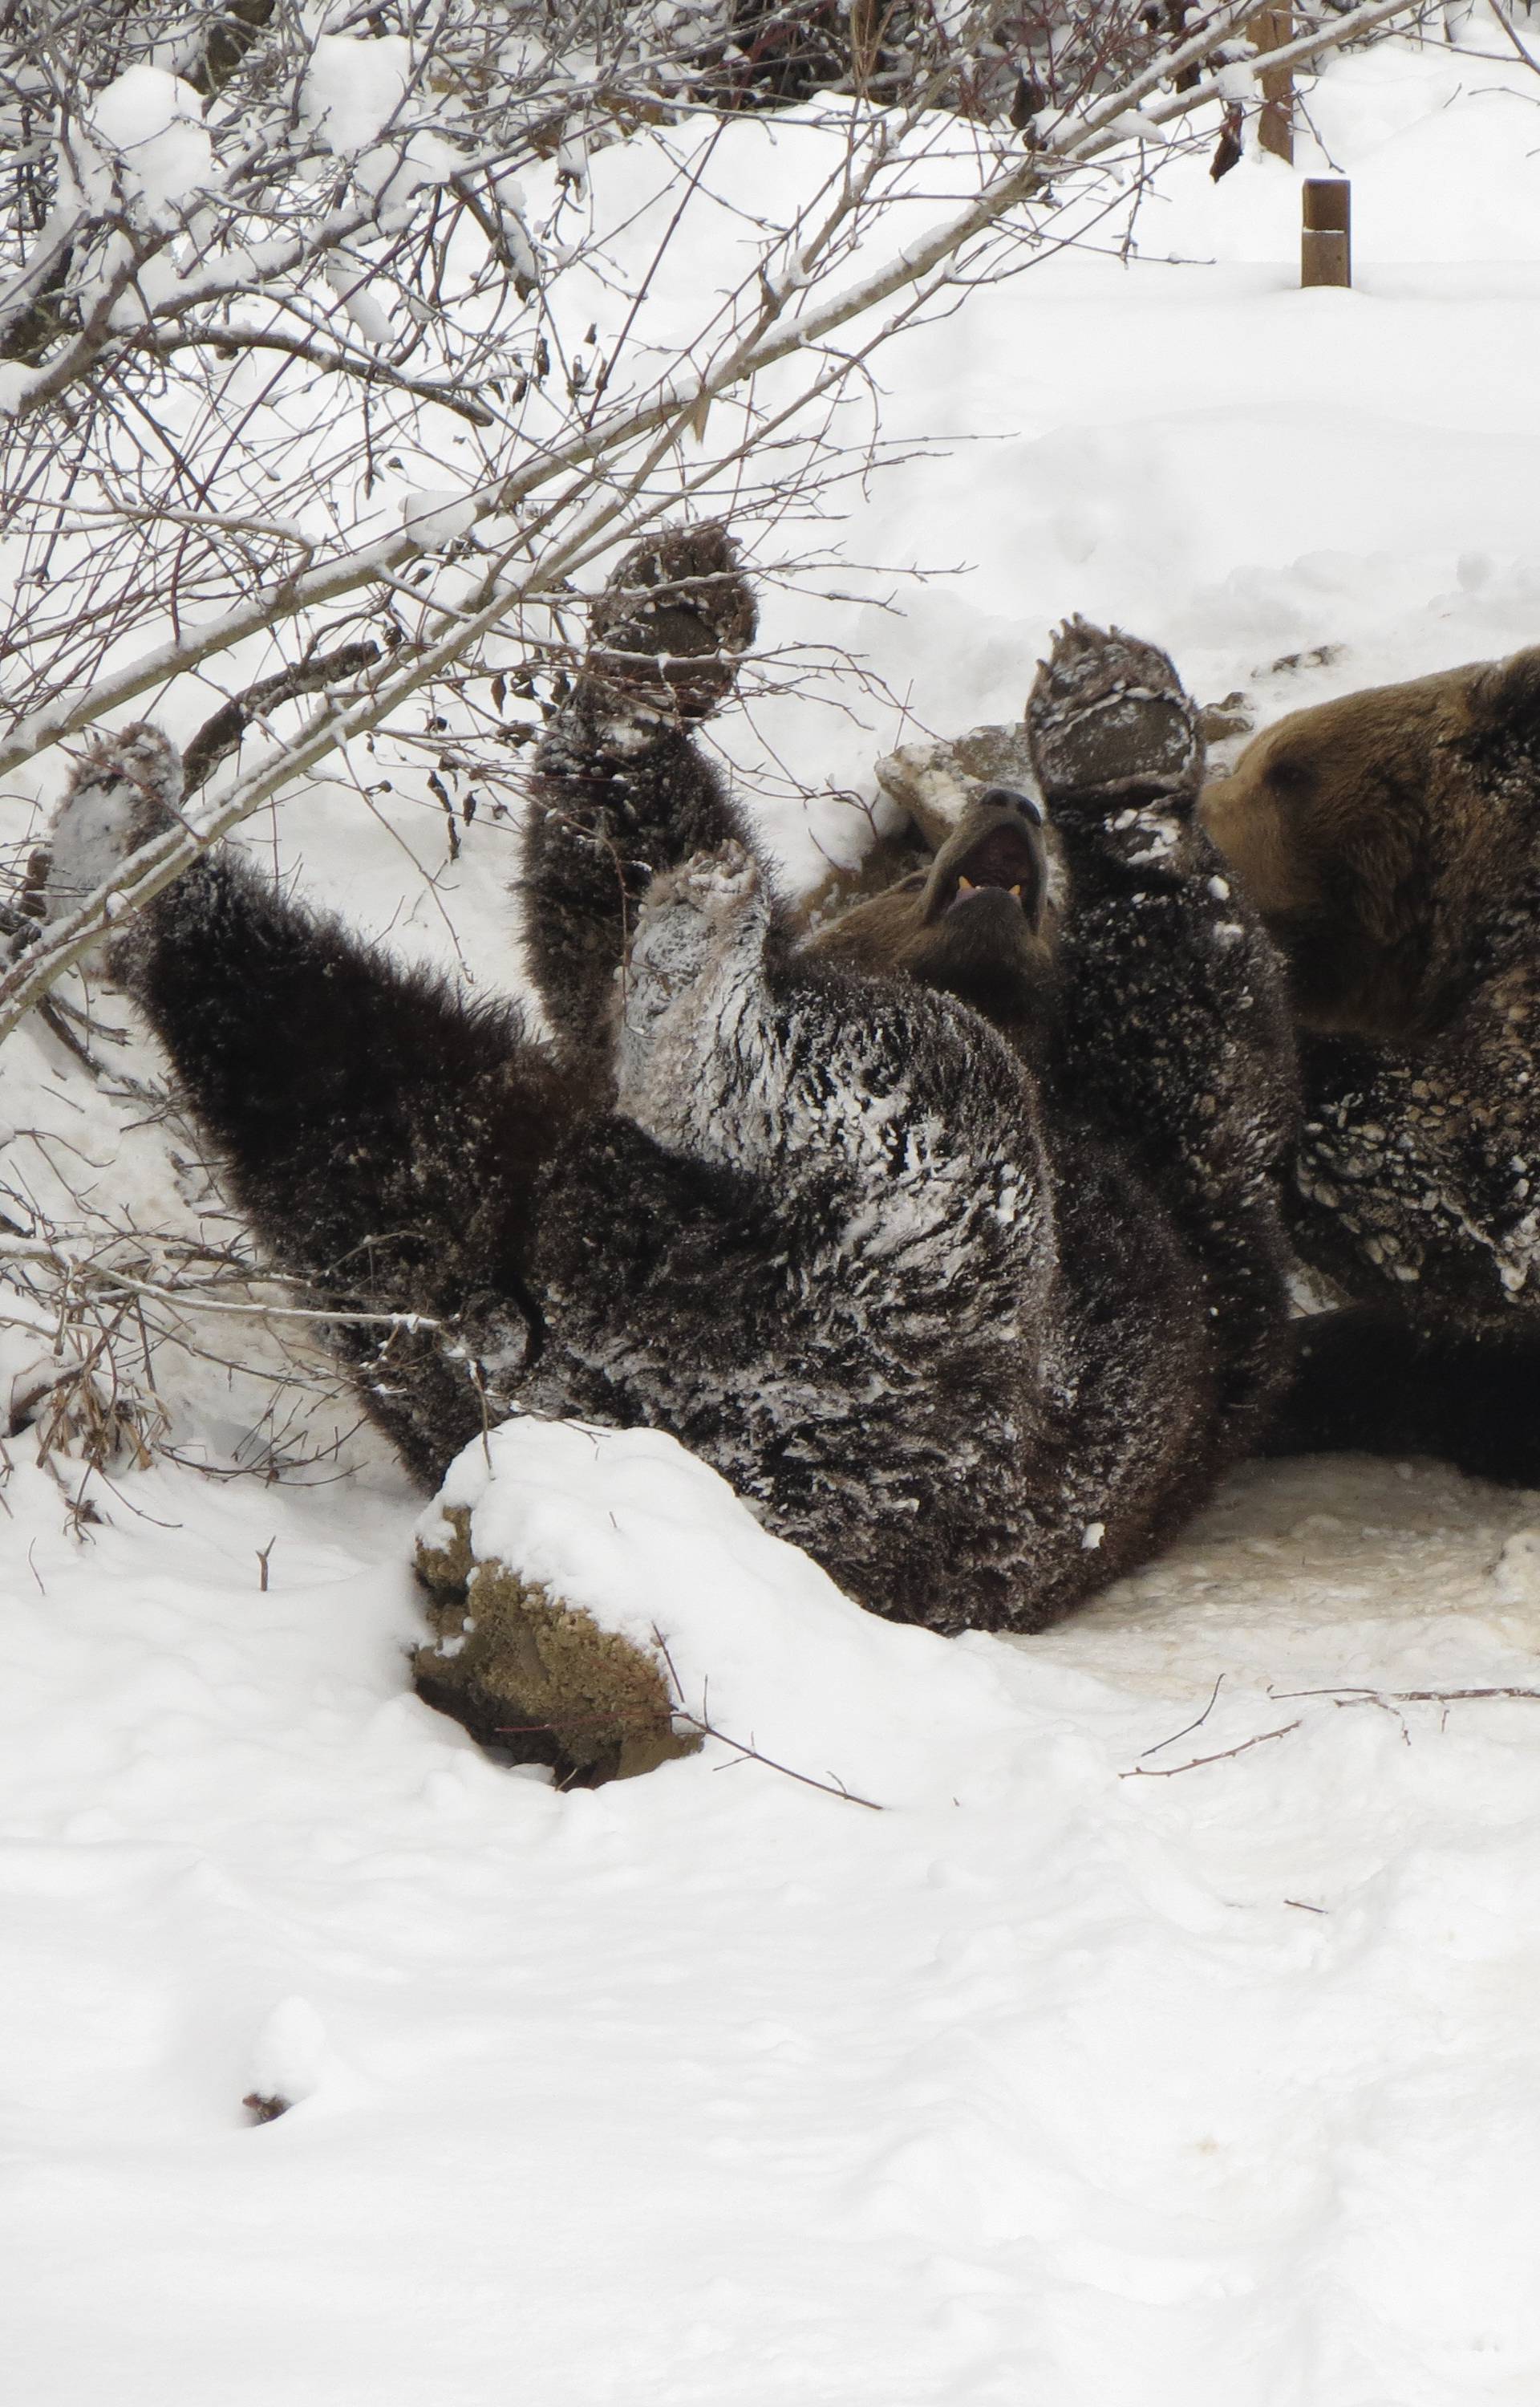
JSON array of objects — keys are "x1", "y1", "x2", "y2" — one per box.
[{"x1": 46, "y1": 728, "x2": 585, "y2": 1483}]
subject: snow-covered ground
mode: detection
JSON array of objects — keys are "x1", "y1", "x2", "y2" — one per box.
[{"x1": 7, "y1": 31, "x2": 1540, "y2": 2405}]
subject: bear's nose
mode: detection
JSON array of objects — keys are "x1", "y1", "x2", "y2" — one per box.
[{"x1": 975, "y1": 785, "x2": 1044, "y2": 826}]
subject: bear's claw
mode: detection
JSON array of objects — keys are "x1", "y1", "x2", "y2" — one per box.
[
  {"x1": 1027, "y1": 616, "x2": 1202, "y2": 805},
  {"x1": 626, "y1": 838, "x2": 763, "y2": 1007}
]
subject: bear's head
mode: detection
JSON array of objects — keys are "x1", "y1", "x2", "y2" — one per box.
[
  {"x1": 799, "y1": 786, "x2": 1062, "y2": 1039},
  {"x1": 1199, "y1": 651, "x2": 1540, "y2": 1045}
]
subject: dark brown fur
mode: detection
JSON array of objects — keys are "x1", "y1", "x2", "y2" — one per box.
[{"x1": 47, "y1": 567, "x2": 1298, "y2": 1650}]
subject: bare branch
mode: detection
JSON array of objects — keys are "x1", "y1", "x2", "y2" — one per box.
[
  {"x1": 1270, "y1": 1682, "x2": 1540, "y2": 1704},
  {"x1": 653, "y1": 1627, "x2": 885, "y2": 1809},
  {"x1": 1119, "y1": 1719, "x2": 1303, "y2": 1779},
  {"x1": 0, "y1": 0, "x2": 1420, "y2": 790}
]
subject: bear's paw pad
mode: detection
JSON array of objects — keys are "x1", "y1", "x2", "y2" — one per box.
[
  {"x1": 587, "y1": 522, "x2": 757, "y2": 725},
  {"x1": 1028, "y1": 617, "x2": 1200, "y2": 802}
]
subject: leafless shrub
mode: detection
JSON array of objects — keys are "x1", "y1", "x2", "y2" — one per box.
[{"x1": 0, "y1": 0, "x2": 1420, "y2": 1480}]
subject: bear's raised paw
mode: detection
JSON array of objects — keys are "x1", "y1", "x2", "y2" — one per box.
[
  {"x1": 586, "y1": 521, "x2": 758, "y2": 729},
  {"x1": 1028, "y1": 617, "x2": 1202, "y2": 806},
  {"x1": 43, "y1": 724, "x2": 184, "y2": 926}
]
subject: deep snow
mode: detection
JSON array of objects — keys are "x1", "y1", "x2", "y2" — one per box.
[{"x1": 6, "y1": 30, "x2": 1540, "y2": 2406}]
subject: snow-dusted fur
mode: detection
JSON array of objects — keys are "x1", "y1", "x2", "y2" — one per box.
[
  {"x1": 1202, "y1": 650, "x2": 1540, "y2": 1474},
  {"x1": 56, "y1": 549, "x2": 1299, "y2": 1636},
  {"x1": 519, "y1": 522, "x2": 756, "y2": 1070}
]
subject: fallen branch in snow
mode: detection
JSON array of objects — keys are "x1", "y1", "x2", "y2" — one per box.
[
  {"x1": 653, "y1": 1629, "x2": 886, "y2": 1810},
  {"x1": 1270, "y1": 1682, "x2": 1540, "y2": 1703},
  {"x1": 1137, "y1": 1670, "x2": 1226, "y2": 1759},
  {"x1": 1119, "y1": 1718, "x2": 1303, "y2": 1779},
  {"x1": 1123, "y1": 1679, "x2": 1540, "y2": 1779}
]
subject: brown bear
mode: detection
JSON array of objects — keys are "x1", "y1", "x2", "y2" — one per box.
[
  {"x1": 42, "y1": 539, "x2": 1299, "y2": 1708},
  {"x1": 1198, "y1": 647, "x2": 1540, "y2": 1478}
]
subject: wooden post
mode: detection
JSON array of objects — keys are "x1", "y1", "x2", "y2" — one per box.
[
  {"x1": 1301, "y1": 178, "x2": 1352, "y2": 288},
  {"x1": 1250, "y1": 6, "x2": 1295, "y2": 164}
]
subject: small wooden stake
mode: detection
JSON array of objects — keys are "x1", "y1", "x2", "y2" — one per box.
[
  {"x1": 1250, "y1": 6, "x2": 1295, "y2": 164},
  {"x1": 1301, "y1": 177, "x2": 1352, "y2": 287}
]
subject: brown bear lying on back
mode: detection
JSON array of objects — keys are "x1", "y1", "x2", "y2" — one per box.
[{"x1": 1198, "y1": 647, "x2": 1540, "y2": 1479}]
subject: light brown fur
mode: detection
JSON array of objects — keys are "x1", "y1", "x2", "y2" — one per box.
[
  {"x1": 1199, "y1": 642, "x2": 1540, "y2": 1486},
  {"x1": 1199, "y1": 650, "x2": 1540, "y2": 1044}
]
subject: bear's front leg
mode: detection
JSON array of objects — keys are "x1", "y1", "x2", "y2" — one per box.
[
  {"x1": 1028, "y1": 620, "x2": 1299, "y2": 1445},
  {"x1": 612, "y1": 839, "x2": 770, "y2": 1158},
  {"x1": 520, "y1": 522, "x2": 760, "y2": 1067}
]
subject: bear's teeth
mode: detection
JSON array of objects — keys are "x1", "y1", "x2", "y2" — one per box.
[{"x1": 957, "y1": 875, "x2": 976, "y2": 895}]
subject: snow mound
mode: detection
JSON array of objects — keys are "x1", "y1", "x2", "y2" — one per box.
[{"x1": 415, "y1": 1416, "x2": 1023, "y2": 1806}]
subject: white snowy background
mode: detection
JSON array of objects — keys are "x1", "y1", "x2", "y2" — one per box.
[{"x1": 6, "y1": 31, "x2": 1540, "y2": 2405}]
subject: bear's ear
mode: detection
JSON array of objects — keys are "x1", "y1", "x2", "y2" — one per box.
[
  {"x1": 1444, "y1": 645, "x2": 1540, "y2": 785},
  {"x1": 1465, "y1": 646, "x2": 1540, "y2": 743}
]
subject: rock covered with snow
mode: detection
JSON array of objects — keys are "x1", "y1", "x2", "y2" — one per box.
[
  {"x1": 411, "y1": 1415, "x2": 1019, "y2": 1799},
  {"x1": 873, "y1": 721, "x2": 1044, "y2": 849}
]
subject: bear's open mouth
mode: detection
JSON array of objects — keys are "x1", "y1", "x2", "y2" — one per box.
[{"x1": 938, "y1": 820, "x2": 1046, "y2": 927}]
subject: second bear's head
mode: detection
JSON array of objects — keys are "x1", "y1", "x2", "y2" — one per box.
[
  {"x1": 1198, "y1": 648, "x2": 1540, "y2": 1045},
  {"x1": 798, "y1": 786, "x2": 1062, "y2": 1033}
]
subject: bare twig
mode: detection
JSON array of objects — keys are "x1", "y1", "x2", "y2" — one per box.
[
  {"x1": 1119, "y1": 1719, "x2": 1303, "y2": 1779},
  {"x1": 652, "y1": 1626, "x2": 885, "y2": 1809},
  {"x1": 1485, "y1": 0, "x2": 1540, "y2": 80},
  {"x1": 1269, "y1": 1683, "x2": 1540, "y2": 1704},
  {"x1": 1138, "y1": 1670, "x2": 1225, "y2": 1759},
  {"x1": 180, "y1": 638, "x2": 387, "y2": 796},
  {"x1": 0, "y1": 1237, "x2": 448, "y2": 1327}
]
